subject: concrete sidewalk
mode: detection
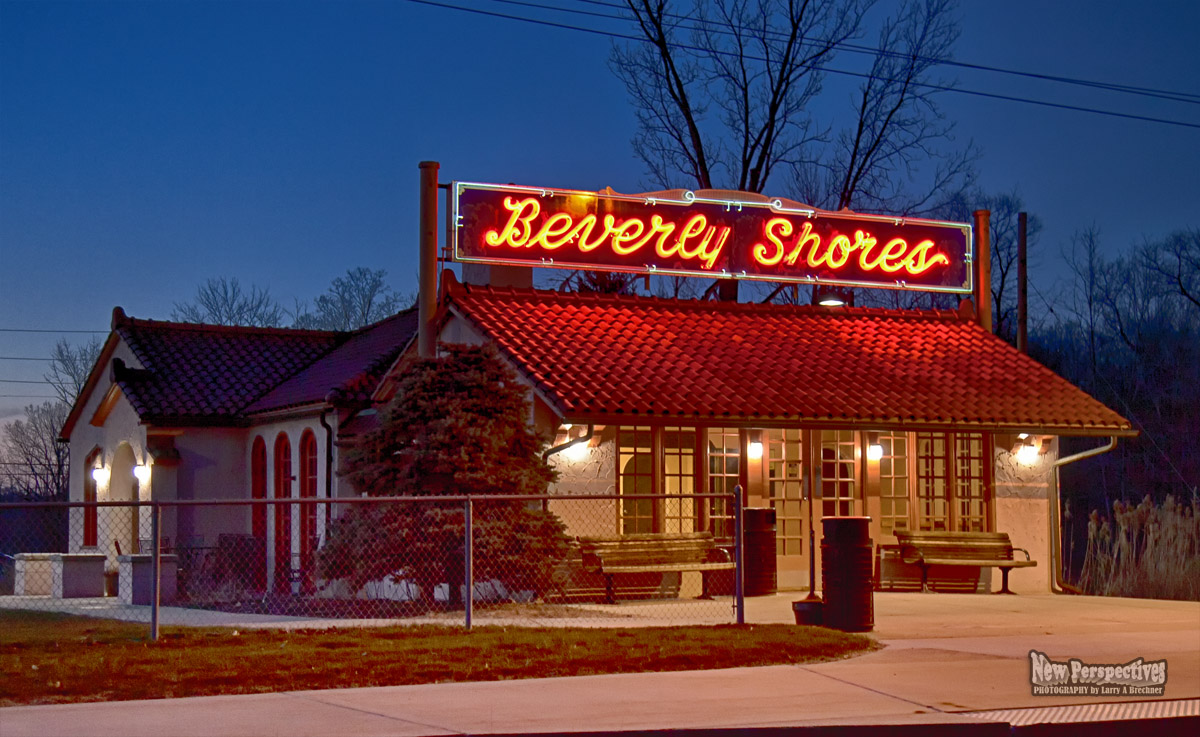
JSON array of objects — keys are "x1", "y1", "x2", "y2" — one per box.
[{"x1": 2, "y1": 593, "x2": 1197, "y2": 736}]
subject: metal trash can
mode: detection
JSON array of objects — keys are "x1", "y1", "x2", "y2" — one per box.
[
  {"x1": 820, "y1": 516, "x2": 874, "y2": 632},
  {"x1": 743, "y1": 507, "x2": 777, "y2": 596}
]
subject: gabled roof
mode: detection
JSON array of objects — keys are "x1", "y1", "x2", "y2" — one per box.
[
  {"x1": 61, "y1": 307, "x2": 418, "y2": 437},
  {"x1": 245, "y1": 308, "x2": 418, "y2": 414},
  {"x1": 444, "y1": 278, "x2": 1134, "y2": 436}
]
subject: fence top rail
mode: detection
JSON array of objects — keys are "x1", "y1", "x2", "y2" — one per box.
[{"x1": 0, "y1": 492, "x2": 739, "y2": 510}]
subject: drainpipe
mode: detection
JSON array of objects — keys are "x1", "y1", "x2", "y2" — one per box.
[
  {"x1": 542, "y1": 425, "x2": 595, "y2": 463},
  {"x1": 542, "y1": 425, "x2": 595, "y2": 512},
  {"x1": 1049, "y1": 436, "x2": 1118, "y2": 594}
]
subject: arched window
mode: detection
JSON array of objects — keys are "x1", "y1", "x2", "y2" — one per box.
[
  {"x1": 273, "y1": 433, "x2": 292, "y2": 592},
  {"x1": 298, "y1": 430, "x2": 319, "y2": 591},
  {"x1": 82, "y1": 447, "x2": 101, "y2": 547},
  {"x1": 250, "y1": 436, "x2": 267, "y2": 590}
]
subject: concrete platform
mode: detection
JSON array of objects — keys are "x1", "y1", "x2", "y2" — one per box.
[{"x1": 2, "y1": 592, "x2": 1197, "y2": 736}]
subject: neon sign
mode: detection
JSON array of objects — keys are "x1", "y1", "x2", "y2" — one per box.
[{"x1": 453, "y1": 182, "x2": 973, "y2": 293}]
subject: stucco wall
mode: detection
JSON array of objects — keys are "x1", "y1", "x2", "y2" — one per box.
[
  {"x1": 67, "y1": 341, "x2": 149, "y2": 561},
  {"x1": 546, "y1": 435, "x2": 618, "y2": 537},
  {"x1": 992, "y1": 437, "x2": 1058, "y2": 593}
]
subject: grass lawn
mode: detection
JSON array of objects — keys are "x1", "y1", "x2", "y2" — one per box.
[{"x1": 0, "y1": 609, "x2": 877, "y2": 706}]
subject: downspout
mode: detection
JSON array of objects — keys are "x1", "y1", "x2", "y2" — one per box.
[
  {"x1": 542, "y1": 425, "x2": 595, "y2": 512},
  {"x1": 542, "y1": 425, "x2": 595, "y2": 463},
  {"x1": 1049, "y1": 436, "x2": 1118, "y2": 594}
]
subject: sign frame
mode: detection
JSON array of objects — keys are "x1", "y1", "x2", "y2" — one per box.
[{"x1": 451, "y1": 181, "x2": 974, "y2": 295}]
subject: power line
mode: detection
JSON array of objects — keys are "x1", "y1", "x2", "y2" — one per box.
[
  {"x1": 403, "y1": 0, "x2": 1200, "y2": 130},
  {"x1": 0, "y1": 328, "x2": 106, "y2": 334},
  {"x1": 563, "y1": 0, "x2": 1200, "y2": 104},
  {"x1": 0, "y1": 395, "x2": 57, "y2": 399},
  {"x1": 0, "y1": 379, "x2": 52, "y2": 385},
  {"x1": 0, "y1": 357, "x2": 51, "y2": 362}
]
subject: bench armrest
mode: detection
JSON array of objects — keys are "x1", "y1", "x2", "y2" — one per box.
[
  {"x1": 707, "y1": 546, "x2": 733, "y2": 564},
  {"x1": 898, "y1": 544, "x2": 923, "y2": 565},
  {"x1": 1011, "y1": 547, "x2": 1033, "y2": 561}
]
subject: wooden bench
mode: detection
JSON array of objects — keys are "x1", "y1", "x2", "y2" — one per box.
[
  {"x1": 894, "y1": 531, "x2": 1036, "y2": 594},
  {"x1": 579, "y1": 532, "x2": 734, "y2": 604}
]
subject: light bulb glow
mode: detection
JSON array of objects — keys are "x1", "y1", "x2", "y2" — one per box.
[
  {"x1": 134, "y1": 464, "x2": 152, "y2": 483},
  {"x1": 1017, "y1": 441, "x2": 1040, "y2": 465},
  {"x1": 91, "y1": 467, "x2": 109, "y2": 485},
  {"x1": 564, "y1": 442, "x2": 589, "y2": 462},
  {"x1": 747, "y1": 441, "x2": 764, "y2": 459},
  {"x1": 867, "y1": 443, "x2": 884, "y2": 461}
]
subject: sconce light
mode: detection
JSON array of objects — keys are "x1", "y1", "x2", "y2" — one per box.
[
  {"x1": 1015, "y1": 436, "x2": 1040, "y2": 465},
  {"x1": 866, "y1": 432, "x2": 884, "y2": 461},
  {"x1": 564, "y1": 442, "x2": 589, "y2": 462},
  {"x1": 91, "y1": 466, "x2": 110, "y2": 485},
  {"x1": 134, "y1": 464, "x2": 152, "y2": 483},
  {"x1": 747, "y1": 440, "x2": 764, "y2": 459}
]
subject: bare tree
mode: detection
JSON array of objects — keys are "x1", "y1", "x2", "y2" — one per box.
[
  {"x1": 613, "y1": 0, "x2": 868, "y2": 193},
  {"x1": 800, "y1": 0, "x2": 976, "y2": 215},
  {"x1": 172, "y1": 277, "x2": 286, "y2": 327},
  {"x1": 44, "y1": 337, "x2": 103, "y2": 406},
  {"x1": 0, "y1": 402, "x2": 70, "y2": 499},
  {"x1": 292, "y1": 267, "x2": 410, "y2": 331},
  {"x1": 1143, "y1": 228, "x2": 1200, "y2": 312}
]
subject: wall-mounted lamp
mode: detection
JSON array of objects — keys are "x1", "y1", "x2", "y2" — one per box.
[
  {"x1": 747, "y1": 440, "x2": 764, "y2": 459},
  {"x1": 91, "y1": 466, "x2": 110, "y2": 485},
  {"x1": 134, "y1": 464, "x2": 152, "y2": 483},
  {"x1": 866, "y1": 432, "x2": 884, "y2": 461},
  {"x1": 1008, "y1": 436, "x2": 1046, "y2": 465},
  {"x1": 563, "y1": 442, "x2": 589, "y2": 462}
]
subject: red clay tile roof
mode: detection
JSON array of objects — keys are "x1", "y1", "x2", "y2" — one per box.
[
  {"x1": 111, "y1": 312, "x2": 342, "y2": 424},
  {"x1": 96, "y1": 307, "x2": 416, "y2": 426},
  {"x1": 445, "y1": 280, "x2": 1134, "y2": 435},
  {"x1": 245, "y1": 308, "x2": 418, "y2": 414}
]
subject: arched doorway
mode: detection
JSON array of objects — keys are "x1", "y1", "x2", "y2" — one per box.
[
  {"x1": 298, "y1": 430, "x2": 318, "y2": 593},
  {"x1": 108, "y1": 444, "x2": 139, "y2": 558},
  {"x1": 251, "y1": 436, "x2": 267, "y2": 590},
  {"x1": 273, "y1": 433, "x2": 292, "y2": 593}
]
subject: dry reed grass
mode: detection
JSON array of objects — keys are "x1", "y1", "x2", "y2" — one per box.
[{"x1": 1078, "y1": 494, "x2": 1200, "y2": 600}]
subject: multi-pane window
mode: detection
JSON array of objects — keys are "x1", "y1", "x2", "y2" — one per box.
[
  {"x1": 915, "y1": 431, "x2": 989, "y2": 532},
  {"x1": 707, "y1": 428, "x2": 740, "y2": 539},
  {"x1": 662, "y1": 427, "x2": 697, "y2": 534},
  {"x1": 878, "y1": 432, "x2": 910, "y2": 536},
  {"x1": 954, "y1": 433, "x2": 988, "y2": 531},
  {"x1": 767, "y1": 429, "x2": 804, "y2": 555},
  {"x1": 618, "y1": 426, "x2": 654, "y2": 534},
  {"x1": 916, "y1": 432, "x2": 950, "y2": 530},
  {"x1": 819, "y1": 430, "x2": 858, "y2": 517}
]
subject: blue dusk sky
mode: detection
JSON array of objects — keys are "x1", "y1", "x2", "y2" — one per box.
[{"x1": 1, "y1": 0, "x2": 1198, "y2": 422}]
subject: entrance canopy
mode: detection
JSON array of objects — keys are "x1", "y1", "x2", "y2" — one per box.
[{"x1": 441, "y1": 273, "x2": 1132, "y2": 436}]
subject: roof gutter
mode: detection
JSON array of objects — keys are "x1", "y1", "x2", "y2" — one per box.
[{"x1": 1049, "y1": 436, "x2": 1118, "y2": 595}]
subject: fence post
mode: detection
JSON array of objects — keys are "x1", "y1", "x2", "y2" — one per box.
[
  {"x1": 464, "y1": 498, "x2": 473, "y2": 630},
  {"x1": 150, "y1": 501, "x2": 161, "y2": 642},
  {"x1": 733, "y1": 488, "x2": 744, "y2": 625}
]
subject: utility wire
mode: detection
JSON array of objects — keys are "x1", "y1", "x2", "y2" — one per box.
[
  {"x1": 0, "y1": 395, "x2": 57, "y2": 399},
  {"x1": 0, "y1": 328, "x2": 106, "y2": 334},
  {"x1": 402, "y1": 0, "x2": 1200, "y2": 130},
  {"x1": 562, "y1": 0, "x2": 1200, "y2": 104},
  {"x1": 0, "y1": 379, "x2": 52, "y2": 385},
  {"x1": 0, "y1": 357, "x2": 52, "y2": 362}
]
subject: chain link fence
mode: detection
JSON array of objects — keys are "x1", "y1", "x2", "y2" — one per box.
[{"x1": 0, "y1": 493, "x2": 744, "y2": 638}]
